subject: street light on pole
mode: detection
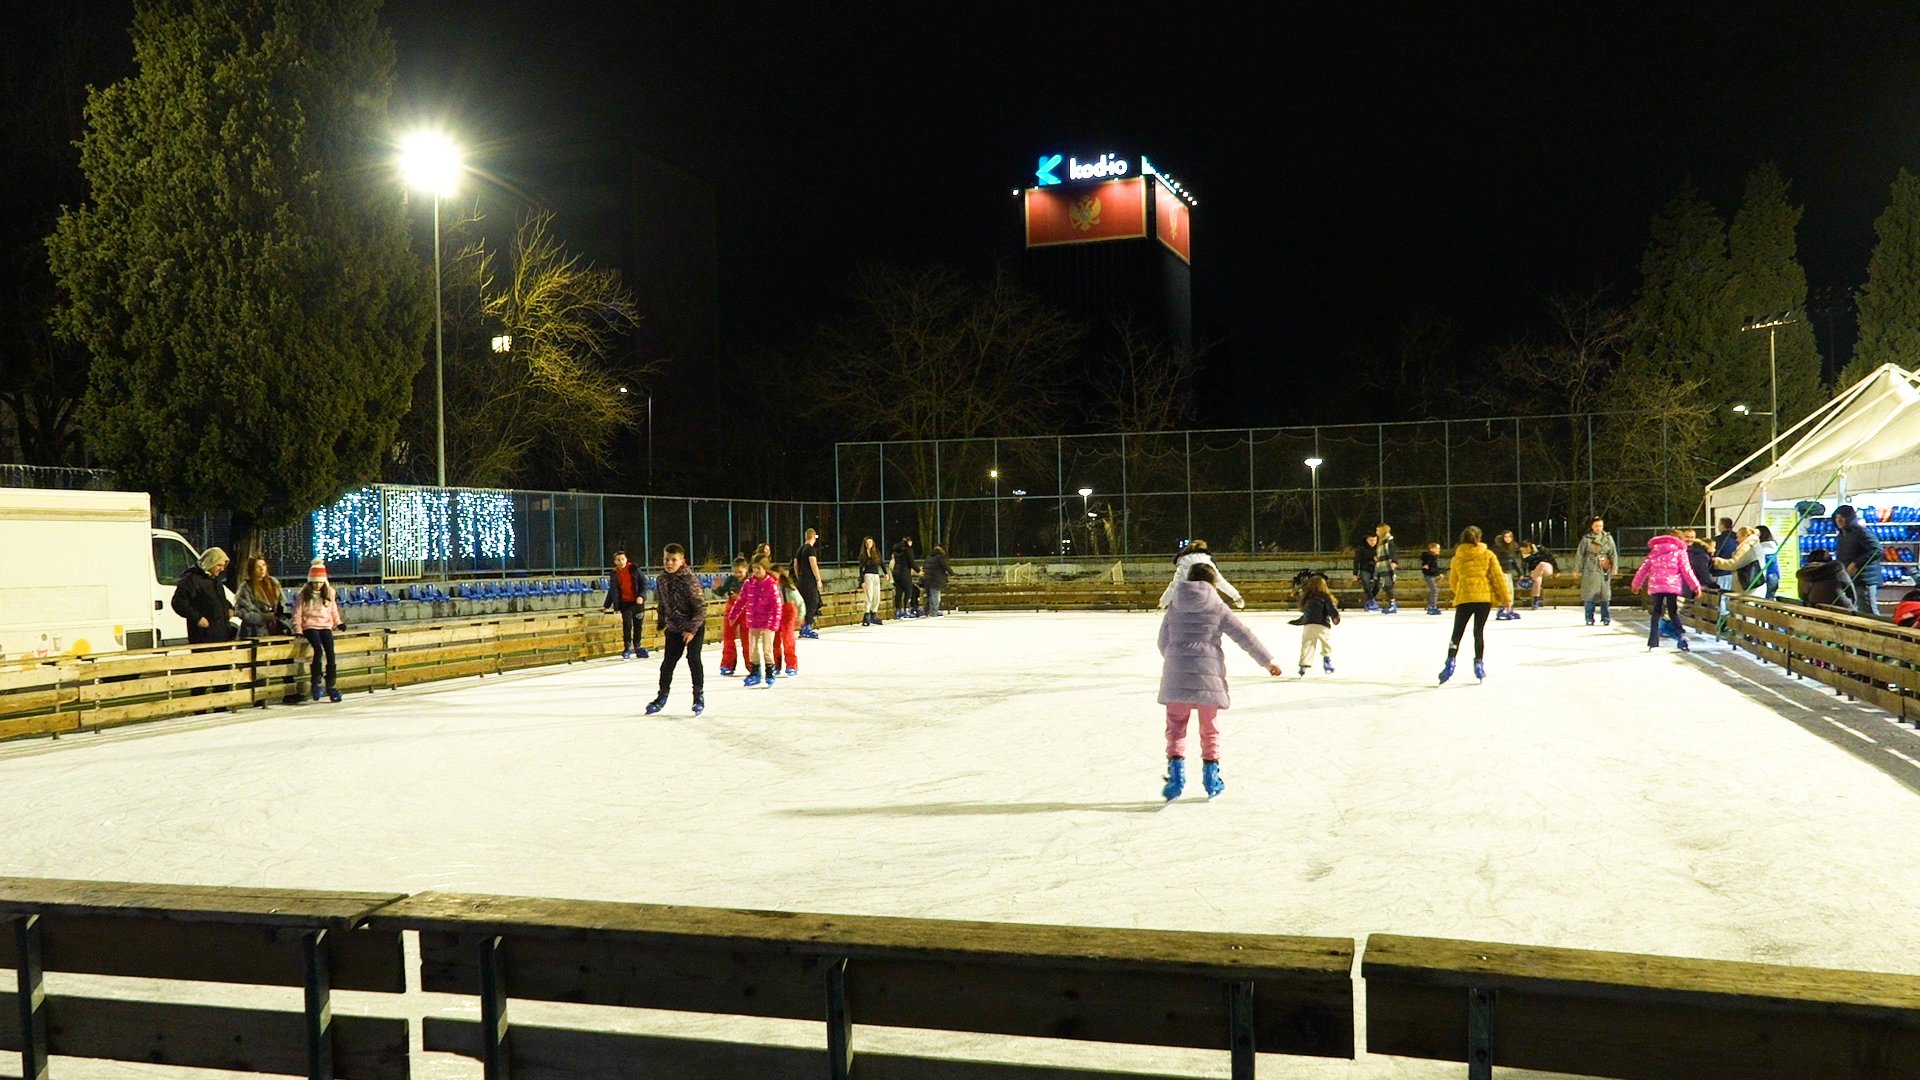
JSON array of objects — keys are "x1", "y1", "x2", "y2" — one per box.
[
  {"x1": 399, "y1": 130, "x2": 463, "y2": 488},
  {"x1": 1078, "y1": 487, "x2": 1093, "y2": 559},
  {"x1": 1304, "y1": 457, "x2": 1324, "y2": 553},
  {"x1": 1740, "y1": 310, "x2": 1796, "y2": 465},
  {"x1": 989, "y1": 469, "x2": 1001, "y2": 564}
]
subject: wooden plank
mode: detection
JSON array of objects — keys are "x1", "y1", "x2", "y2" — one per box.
[
  {"x1": 0, "y1": 913, "x2": 404, "y2": 992},
  {"x1": 304, "y1": 929, "x2": 333, "y2": 1080},
  {"x1": 0, "y1": 713, "x2": 80, "y2": 743},
  {"x1": 1366, "y1": 977, "x2": 1920, "y2": 1079},
  {"x1": 389, "y1": 658, "x2": 497, "y2": 687},
  {"x1": 1363, "y1": 932, "x2": 1920, "y2": 1024},
  {"x1": 71, "y1": 688, "x2": 256, "y2": 731},
  {"x1": 378, "y1": 893, "x2": 1353, "y2": 981},
  {"x1": 423, "y1": 1018, "x2": 1183, "y2": 1080},
  {"x1": 0, "y1": 688, "x2": 81, "y2": 718},
  {"x1": 14, "y1": 916, "x2": 47, "y2": 1080},
  {"x1": 0, "y1": 877, "x2": 406, "y2": 931},
  {"x1": 0, "y1": 993, "x2": 408, "y2": 1079},
  {"x1": 0, "y1": 665, "x2": 81, "y2": 694},
  {"x1": 412, "y1": 935, "x2": 1350, "y2": 1055}
]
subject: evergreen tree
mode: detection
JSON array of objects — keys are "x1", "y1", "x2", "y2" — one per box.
[
  {"x1": 1728, "y1": 164, "x2": 1823, "y2": 434},
  {"x1": 1624, "y1": 181, "x2": 1742, "y2": 471},
  {"x1": 47, "y1": 0, "x2": 428, "y2": 555},
  {"x1": 1846, "y1": 168, "x2": 1920, "y2": 388}
]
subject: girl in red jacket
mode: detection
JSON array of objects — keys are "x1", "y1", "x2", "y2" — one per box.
[{"x1": 738, "y1": 558, "x2": 785, "y2": 687}]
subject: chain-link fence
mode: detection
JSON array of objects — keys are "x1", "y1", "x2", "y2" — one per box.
[{"x1": 834, "y1": 414, "x2": 1698, "y2": 561}]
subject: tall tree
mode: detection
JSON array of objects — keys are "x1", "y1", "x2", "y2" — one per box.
[
  {"x1": 390, "y1": 212, "x2": 646, "y2": 489},
  {"x1": 47, "y1": 0, "x2": 428, "y2": 556},
  {"x1": 804, "y1": 264, "x2": 1083, "y2": 548},
  {"x1": 1846, "y1": 168, "x2": 1920, "y2": 388},
  {"x1": 1624, "y1": 181, "x2": 1743, "y2": 471},
  {"x1": 1728, "y1": 164, "x2": 1823, "y2": 433}
]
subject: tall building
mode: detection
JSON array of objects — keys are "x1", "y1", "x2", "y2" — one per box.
[{"x1": 1016, "y1": 151, "x2": 1195, "y2": 353}]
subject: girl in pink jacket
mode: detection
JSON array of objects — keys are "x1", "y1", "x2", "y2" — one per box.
[
  {"x1": 1631, "y1": 532, "x2": 1701, "y2": 652},
  {"x1": 738, "y1": 559, "x2": 784, "y2": 688},
  {"x1": 292, "y1": 558, "x2": 346, "y2": 701}
]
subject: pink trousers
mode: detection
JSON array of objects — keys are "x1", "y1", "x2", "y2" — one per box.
[{"x1": 1165, "y1": 703, "x2": 1221, "y2": 761}]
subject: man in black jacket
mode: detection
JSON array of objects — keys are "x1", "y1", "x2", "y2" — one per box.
[
  {"x1": 890, "y1": 537, "x2": 918, "y2": 619},
  {"x1": 1832, "y1": 505, "x2": 1883, "y2": 615},
  {"x1": 794, "y1": 528, "x2": 824, "y2": 638},
  {"x1": 173, "y1": 547, "x2": 233, "y2": 644}
]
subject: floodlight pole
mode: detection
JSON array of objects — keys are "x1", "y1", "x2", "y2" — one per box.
[{"x1": 433, "y1": 192, "x2": 446, "y2": 487}]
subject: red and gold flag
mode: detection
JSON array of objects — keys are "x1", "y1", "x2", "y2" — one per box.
[{"x1": 1024, "y1": 177, "x2": 1147, "y2": 248}]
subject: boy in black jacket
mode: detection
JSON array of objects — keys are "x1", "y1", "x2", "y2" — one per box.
[{"x1": 1421, "y1": 542, "x2": 1444, "y2": 614}]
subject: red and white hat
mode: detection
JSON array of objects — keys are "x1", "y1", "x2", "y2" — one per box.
[{"x1": 308, "y1": 558, "x2": 329, "y2": 582}]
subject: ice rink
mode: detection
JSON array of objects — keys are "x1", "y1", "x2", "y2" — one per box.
[{"x1": 6, "y1": 605, "x2": 1920, "y2": 1078}]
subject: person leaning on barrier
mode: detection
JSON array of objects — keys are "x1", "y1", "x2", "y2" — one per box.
[
  {"x1": 1831, "y1": 504, "x2": 1884, "y2": 615},
  {"x1": 1711, "y1": 526, "x2": 1767, "y2": 597},
  {"x1": 1796, "y1": 549, "x2": 1857, "y2": 612}
]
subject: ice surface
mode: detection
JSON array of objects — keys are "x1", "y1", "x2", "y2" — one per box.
[{"x1": 4, "y1": 607, "x2": 1918, "y2": 1078}]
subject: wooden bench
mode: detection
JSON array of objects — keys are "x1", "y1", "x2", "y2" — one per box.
[
  {"x1": 368, "y1": 891, "x2": 1356, "y2": 1079},
  {"x1": 1364, "y1": 933, "x2": 1920, "y2": 1079},
  {"x1": 0, "y1": 876, "x2": 410, "y2": 1079}
]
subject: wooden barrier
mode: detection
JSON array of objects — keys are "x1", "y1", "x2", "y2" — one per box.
[
  {"x1": 367, "y1": 891, "x2": 1356, "y2": 1079},
  {"x1": 1364, "y1": 933, "x2": 1920, "y2": 1079},
  {"x1": 0, "y1": 876, "x2": 409, "y2": 1079},
  {"x1": 1682, "y1": 594, "x2": 1920, "y2": 722},
  {"x1": 1, "y1": 877, "x2": 1919, "y2": 1076}
]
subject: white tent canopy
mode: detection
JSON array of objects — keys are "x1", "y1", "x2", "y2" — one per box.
[{"x1": 1707, "y1": 363, "x2": 1920, "y2": 522}]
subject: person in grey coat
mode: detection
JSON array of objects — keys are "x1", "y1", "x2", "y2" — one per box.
[
  {"x1": 1157, "y1": 563, "x2": 1283, "y2": 802},
  {"x1": 1573, "y1": 516, "x2": 1618, "y2": 627}
]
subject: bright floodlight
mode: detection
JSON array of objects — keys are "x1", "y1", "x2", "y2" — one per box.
[
  {"x1": 1304, "y1": 456, "x2": 1324, "y2": 469},
  {"x1": 1733, "y1": 404, "x2": 1750, "y2": 415},
  {"x1": 399, "y1": 130, "x2": 462, "y2": 196},
  {"x1": 989, "y1": 469, "x2": 999, "y2": 479},
  {"x1": 1078, "y1": 486, "x2": 1093, "y2": 497}
]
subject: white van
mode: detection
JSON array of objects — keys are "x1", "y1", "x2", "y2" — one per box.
[{"x1": 0, "y1": 487, "x2": 227, "y2": 659}]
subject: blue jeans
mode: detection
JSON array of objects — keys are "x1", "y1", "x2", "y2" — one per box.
[
  {"x1": 925, "y1": 586, "x2": 941, "y2": 614},
  {"x1": 1582, "y1": 599, "x2": 1612, "y2": 624}
]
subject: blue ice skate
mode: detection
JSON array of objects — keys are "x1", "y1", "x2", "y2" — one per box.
[
  {"x1": 744, "y1": 671, "x2": 762, "y2": 687},
  {"x1": 784, "y1": 667, "x2": 798, "y2": 678},
  {"x1": 1323, "y1": 658, "x2": 1334, "y2": 674},
  {"x1": 644, "y1": 694, "x2": 667, "y2": 716},
  {"x1": 762, "y1": 666, "x2": 776, "y2": 687},
  {"x1": 327, "y1": 688, "x2": 342, "y2": 703},
  {"x1": 691, "y1": 694, "x2": 704, "y2": 715},
  {"x1": 1161, "y1": 758, "x2": 1186, "y2": 802},
  {"x1": 1202, "y1": 760, "x2": 1224, "y2": 799},
  {"x1": 621, "y1": 648, "x2": 633, "y2": 660},
  {"x1": 1473, "y1": 659, "x2": 1485, "y2": 682},
  {"x1": 1438, "y1": 656, "x2": 1456, "y2": 684},
  {"x1": 719, "y1": 666, "x2": 736, "y2": 676},
  {"x1": 636, "y1": 647, "x2": 649, "y2": 659},
  {"x1": 799, "y1": 627, "x2": 820, "y2": 639},
  {"x1": 1383, "y1": 601, "x2": 1399, "y2": 614},
  {"x1": 1364, "y1": 599, "x2": 1381, "y2": 613}
]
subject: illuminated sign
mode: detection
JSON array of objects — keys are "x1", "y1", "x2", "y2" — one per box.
[
  {"x1": 1024, "y1": 177, "x2": 1147, "y2": 248},
  {"x1": 1036, "y1": 152, "x2": 1130, "y2": 186}
]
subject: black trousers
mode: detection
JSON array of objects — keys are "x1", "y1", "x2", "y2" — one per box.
[
  {"x1": 1448, "y1": 602, "x2": 1492, "y2": 659},
  {"x1": 303, "y1": 629, "x2": 337, "y2": 690},
  {"x1": 1647, "y1": 593, "x2": 1682, "y2": 647},
  {"x1": 616, "y1": 601, "x2": 642, "y2": 648},
  {"x1": 799, "y1": 579, "x2": 822, "y2": 628},
  {"x1": 658, "y1": 624, "x2": 705, "y2": 695},
  {"x1": 893, "y1": 575, "x2": 916, "y2": 610}
]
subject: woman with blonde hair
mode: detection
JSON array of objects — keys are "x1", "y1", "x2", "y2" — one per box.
[{"x1": 1439, "y1": 526, "x2": 1512, "y2": 684}]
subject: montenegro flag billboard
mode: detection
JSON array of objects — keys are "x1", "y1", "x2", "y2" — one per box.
[
  {"x1": 1155, "y1": 180, "x2": 1191, "y2": 263},
  {"x1": 1025, "y1": 177, "x2": 1147, "y2": 248}
]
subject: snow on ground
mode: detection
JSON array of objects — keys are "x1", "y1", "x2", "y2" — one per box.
[{"x1": 4, "y1": 607, "x2": 1919, "y2": 1078}]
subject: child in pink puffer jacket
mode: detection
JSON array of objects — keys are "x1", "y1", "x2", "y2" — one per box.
[
  {"x1": 737, "y1": 558, "x2": 784, "y2": 687},
  {"x1": 1631, "y1": 532, "x2": 1701, "y2": 652}
]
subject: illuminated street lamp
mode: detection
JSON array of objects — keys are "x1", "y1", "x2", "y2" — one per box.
[
  {"x1": 399, "y1": 129, "x2": 463, "y2": 487},
  {"x1": 1304, "y1": 457, "x2": 1324, "y2": 553},
  {"x1": 989, "y1": 468, "x2": 1001, "y2": 563}
]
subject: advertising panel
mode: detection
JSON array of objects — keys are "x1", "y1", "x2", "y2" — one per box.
[
  {"x1": 1764, "y1": 505, "x2": 1802, "y2": 599},
  {"x1": 1024, "y1": 177, "x2": 1147, "y2": 248},
  {"x1": 1155, "y1": 179, "x2": 1191, "y2": 263}
]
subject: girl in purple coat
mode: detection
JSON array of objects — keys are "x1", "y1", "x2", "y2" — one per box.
[
  {"x1": 1158, "y1": 564, "x2": 1284, "y2": 802},
  {"x1": 1631, "y1": 531, "x2": 1702, "y2": 652}
]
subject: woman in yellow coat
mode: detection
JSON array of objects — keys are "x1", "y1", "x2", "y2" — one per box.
[{"x1": 1441, "y1": 525, "x2": 1513, "y2": 684}]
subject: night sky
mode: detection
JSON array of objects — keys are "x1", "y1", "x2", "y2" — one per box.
[
  {"x1": 371, "y1": 5, "x2": 1920, "y2": 417},
  {"x1": 18, "y1": 4, "x2": 1920, "y2": 436}
]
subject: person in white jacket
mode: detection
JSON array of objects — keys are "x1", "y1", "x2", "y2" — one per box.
[
  {"x1": 1711, "y1": 525, "x2": 1767, "y2": 596},
  {"x1": 1159, "y1": 539, "x2": 1244, "y2": 609}
]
